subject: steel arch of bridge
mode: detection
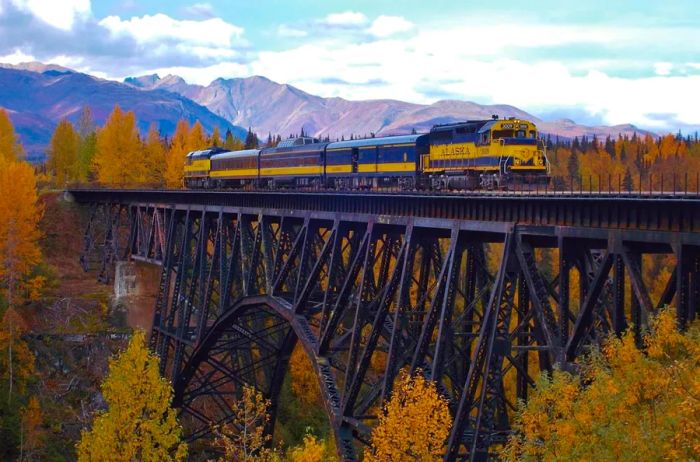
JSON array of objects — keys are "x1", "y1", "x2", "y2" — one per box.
[{"x1": 78, "y1": 198, "x2": 700, "y2": 462}]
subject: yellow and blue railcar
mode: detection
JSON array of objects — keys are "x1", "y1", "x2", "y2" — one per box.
[
  {"x1": 184, "y1": 147, "x2": 226, "y2": 188},
  {"x1": 324, "y1": 134, "x2": 429, "y2": 189},
  {"x1": 209, "y1": 148, "x2": 260, "y2": 188},
  {"x1": 258, "y1": 137, "x2": 326, "y2": 188}
]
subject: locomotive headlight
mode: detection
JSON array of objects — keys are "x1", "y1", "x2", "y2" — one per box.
[{"x1": 514, "y1": 158, "x2": 521, "y2": 165}]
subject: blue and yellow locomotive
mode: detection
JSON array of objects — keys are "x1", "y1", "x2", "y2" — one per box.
[{"x1": 184, "y1": 116, "x2": 550, "y2": 191}]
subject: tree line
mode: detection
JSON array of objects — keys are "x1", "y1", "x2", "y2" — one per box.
[
  {"x1": 547, "y1": 131, "x2": 700, "y2": 191},
  {"x1": 44, "y1": 105, "x2": 253, "y2": 188}
]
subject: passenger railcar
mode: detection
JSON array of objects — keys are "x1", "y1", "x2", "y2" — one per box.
[
  {"x1": 259, "y1": 136, "x2": 327, "y2": 188},
  {"x1": 209, "y1": 148, "x2": 260, "y2": 188},
  {"x1": 184, "y1": 147, "x2": 226, "y2": 188},
  {"x1": 325, "y1": 134, "x2": 429, "y2": 189}
]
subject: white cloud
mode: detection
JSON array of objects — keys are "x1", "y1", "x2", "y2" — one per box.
[
  {"x1": 277, "y1": 24, "x2": 307, "y2": 38},
  {"x1": 0, "y1": 48, "x2": 36, "y2": 64},
  {"x1": 367, "y1": 15, "x2": 413, "y2": 38},
  {"x1": 182, "y1": 2, "x2": 215, "y2": 19},
  {"x1": 99, "y1": 13, "x2": 244, "y2": 48},
  {"x1": 10, "y1": 0, "x2": 90, "y2": 30},
  {"x1": 322, "y1": 11, "x2": 367, "y2": 26},
  {"x1": 243, "y1": 23, "x2": 700, "y2": 131},
  {"x1": 654, "y1": 62, "x2": 672, "y2": 76}
]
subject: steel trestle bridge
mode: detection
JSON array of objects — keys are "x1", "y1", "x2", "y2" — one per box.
[{"x1": 70, "y1": 188, "x2": 700, "y2": 462}]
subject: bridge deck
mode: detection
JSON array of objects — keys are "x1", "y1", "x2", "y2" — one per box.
[{"x1": 67, "y1": 188, "x2": 700, "y2": 234}]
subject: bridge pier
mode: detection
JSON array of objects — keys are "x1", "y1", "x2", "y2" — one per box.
[{"x1": 72, "y1": 190, "x2": 700, "y2": 461}]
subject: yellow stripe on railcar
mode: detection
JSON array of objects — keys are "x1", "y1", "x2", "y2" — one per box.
[{"x1": 260, "y1": 165, "x2": 324, "y2": 176}]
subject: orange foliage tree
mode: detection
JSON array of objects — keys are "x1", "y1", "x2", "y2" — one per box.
[
  {"x1": 76, "y1": 330, "x2": 187, "y2": 461},
  {"x1": 47, "y1": 118, "x2": 80, "y2": 185},
  {"x1": 502, "y1": 308, "x2": 700, "y2": 461},
  {"x1": 93, "y1": 105, "x2": 143, "y2": 185},
  {"x1": 0, "y1": 159, "x2": 43, "y2": 307},
  {"x1": 366, "y1": 369, "x2": 452, "y2": 462},
  {"x1": 21, "y1": 395, "x2": 45, "y2": 459},
  {"x1": 288, "y1": 344, "x2": 321, "y2": 408},
  {"x1": 164, "y1": 119, "x2": 191, "y2": 188},
  {"x1": 0, "y1": 109, "x2": 23, "y2": 162},
  {"x1": 142, "y1": 123, "x2": 166, "y2": 185}
]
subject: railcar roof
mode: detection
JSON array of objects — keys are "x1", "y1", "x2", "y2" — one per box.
[
  {"x1": 210, "y1": 149, "x2": 261, "y2": 160},
  {"x1": 187, "y1": 147, "x2": 227, "y2": 158},
  {"x1": 327, "y1": 134, "x2": 425, "y2": 150}
]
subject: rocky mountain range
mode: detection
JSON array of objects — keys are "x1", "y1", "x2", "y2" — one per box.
[
  {"x1": 125, "y1": 73, "x2": 651, "y2": 141},
  {"x1": 0, "y1": 63, "x2": 245, "y2": 159},
  {"x1": 0, "y1": 61, "x2": 652, "y2": 160}
]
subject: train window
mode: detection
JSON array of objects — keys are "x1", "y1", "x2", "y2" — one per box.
[
  {"x1": 492, "y1": 130, "x2": 514, "y2": 139},
  {"x1": 529, "y1": 131, "x2": 537, "y2": 138},
  {"x1": 480, "y1": 132, "x2": 491, "y2": 144},
  {"x1": 431, "y1": 130, "x2": 453, "y2": 142},
  {"x1": 517, "y1": 130, "x2": 526, "y2": 138}
]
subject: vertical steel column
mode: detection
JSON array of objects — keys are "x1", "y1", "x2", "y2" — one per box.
[{"x1": 612, "y1": 255, "x2": 627, "y2": 335}]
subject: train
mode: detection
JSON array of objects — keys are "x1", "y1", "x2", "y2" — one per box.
[{"x1": 184, "y1": 116, "x2": 550, "y2": 191}]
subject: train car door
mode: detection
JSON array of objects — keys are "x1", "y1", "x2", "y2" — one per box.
[{"x1": 351, "y1": 147, "x2": 359, "y2": 173}]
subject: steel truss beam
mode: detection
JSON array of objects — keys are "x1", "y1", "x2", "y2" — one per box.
[{"x1": 79, "y1": 202, "x2": 699, "y2": 462}]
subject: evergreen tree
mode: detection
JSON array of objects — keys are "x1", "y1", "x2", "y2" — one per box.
[
  {"x1": 567, "y1": 149, "x2": 579, "y2": 181},
  {"x1": 623, "y1": 167, "x2": 634, "y2": 192},
  {"x1": 224, "y1": 128, "x2": 235, "y2": 150},
  {"x1": 244, "y1": 127, "x2": 258, "y2": 149}
]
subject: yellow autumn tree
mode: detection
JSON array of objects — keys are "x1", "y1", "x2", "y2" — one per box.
[
  {"x1": 502, "y1": 308, "x2": 700, "y2": 462},
  {"x1": 93, "y1": 105, "x2": 143, "y2": 186},
  {"x1": 287, "y1": 434, "x2": 332, "y2": 462},
  {"x1": 48, "y1": 118, "x2": 80, "y2": 185},
  {"x1": 142, "y1": 123, "x2": 166, "y2": 185},
  {"x1": 21, "y1": 395, "x2": 45, "y2": 459},
  {"x1": 0, "y1": 109, "x2": 23, "y2": 162},
  {"x1": 366, "y1": 369, "x2": 452, "y2": 462},
  {"x1": 188, "y1": 121, "x2": 207, "y2": 151},
  {"x1": 0, "y1": 160, "x2": 43, "y2": 307},
  {"x1": 288, "y1": 344, "x2": 321, "y2": 408},
  {"x1": 212, "y1": 385, "x2": 278, "y2": 462},
  {"x1": 164, "y1": 119, "x2": 190, "y2": 188},
  {"x1": 76, "y1": 330, "x2": 187, "y2": 462},
  {"x1": 210, "y1": 126, "x2": 222, "y2": 147}
]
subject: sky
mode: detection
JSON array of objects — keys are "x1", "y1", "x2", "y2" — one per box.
[{"x1": 0, "y1": 0, "x2": 699, "y2": 133}]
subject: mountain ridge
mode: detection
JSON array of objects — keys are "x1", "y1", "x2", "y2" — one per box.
[
  {"x1": 0, "y1": 66, "x2": 247, "y2": 159},
  {"x1": 124, "y1": 72, "x2": 653, "y2": 141}
]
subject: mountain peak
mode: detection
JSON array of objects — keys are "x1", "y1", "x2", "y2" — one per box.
[
  {"x1": 0, "y1": 61, "x2": 74, "y2": 74},
  {"x1": 124, "y1": 74, "x2": 161, "y2": 88}
]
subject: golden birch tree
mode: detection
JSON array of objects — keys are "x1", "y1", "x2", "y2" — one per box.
[
  {"x1": 93, "y1": 105, "x2": 143, "y2": 185},
  {"x1": 366, "y1": 369, "x2": 452, "y2": 462},
  {"x1": 502, "y1": 309, "x2": 700, "y2": 462},
  {"x1": 164, "y1": 119, "x2": 190, "y2": 188},
  {"x1": 0, "y1": 159, "x2": 43, "y2": 307},
  {"x1": 76, "y1": 330, "x2": 187, "y2": 462},
  {"x1": 47, "y1": 118, "x2": 80, "y2": 185},
  {"x1": 213, "y1": 385, "x2": 277, "y2": 462},
  {"x1": 0, "y1": 109, "x2": 23, "y2": 162},
  {"x1": 142, "y1": 123, "x2": 166, "y2": 185}
]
